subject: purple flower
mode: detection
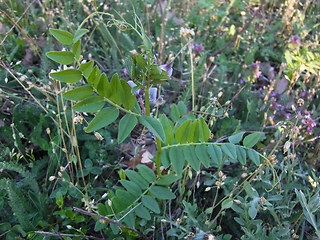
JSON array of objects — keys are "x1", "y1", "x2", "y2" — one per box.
[
  {"x1": 250, "y1": 62, "x2": 262, "y2": 78},
  {"x1": 290, "y1": 35, "x2": 300, "y2": 44},
  {"x1": 127, "y1": 80, "x2": 158, "y2": 105},
  {"x1": 301, "y1": 112, "x2": 316, "y2": 133},
  {"x1": 122, "y1": 67, "x2": 130, "y2": 77},
  {"x1": 289, "y1": 35, "x2": 300, "y2": 50},
  {"x1": 191, "y1": 44, "x2": 204, "y2": 55},
  {"x1": 159, "y1": 62, "x2": 173, "y2": 77}
]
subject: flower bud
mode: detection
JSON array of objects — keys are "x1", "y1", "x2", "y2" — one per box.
[{"x1": 49, "y1": 176, "x2": 56, "y2": 181}]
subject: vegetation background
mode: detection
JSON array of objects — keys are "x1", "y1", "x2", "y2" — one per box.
[{"x1": 0, "y1": 0, "x2": 320, "y2": 239}]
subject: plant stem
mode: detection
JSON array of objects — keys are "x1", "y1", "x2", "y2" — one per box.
[
  {"x1": 34, "y1": 231, "x2": 101, "y2": 240},
  {"x1": 156, "y1": 137, "x2": 162, "y2": 176},
  {"x1": 188, "y1": 43, "x2": 195, "y2": 111},
  {"x1": 145, "y1": 86, "x2": 150, "y2": 116},
  {"x1": 104, "y1": 97, "x2": 141, "y2": 118},
  {"x1": 73, "y1": 207, "x2": 147, "y2": 239}
]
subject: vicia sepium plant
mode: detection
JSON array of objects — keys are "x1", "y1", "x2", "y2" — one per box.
[{"x1": 46, "y1": 13, "x2": 277, "y2": 237}]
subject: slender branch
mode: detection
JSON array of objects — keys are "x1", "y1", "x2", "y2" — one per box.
[
  {"x1": 155, "y1": 137, "x2": 162, "y2": 176},
  {"x1": 0, "y1": 61, "x2": 70, "y2": 138},
  {"x1": 34, "y1": 231, "x2": 102, "y2": 240},
  {"x1": 0, "y1": 0, "x2": 37, "y2": 45},
  {"x1": 188, "y1": 82, "x2": 248, "y2": 118},
  {"x1": 0, "y1": 84, "x2": 29, "y2": 95},
  {"x1": 0, "y1": 8, "x2": 41, "y2": 58},
  {"x1": 73, "y1": 207, "x2": 147, "y2": 240},
  {"x1": 188, "y1": 42, "x2": 195, "y2": 111},
  {"x1": 212, "y1": 6, "x2": 261, "y2": 57},
  {"x1": 104, "y1": 97, "x2": 141, "y2": 118}
]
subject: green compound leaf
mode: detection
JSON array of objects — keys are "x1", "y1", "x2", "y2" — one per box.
[
  {"x1": 135, "y1": 54, "x2": 147, "y2": 70},
  {"x1": 62, "y1": 85, "x2": 93, "y2": 101},
  {"x1": 177, "y1": 101, "x2": 187, "y2": 115},
  {"x1": 236, "y1": 145, "x2": 247, "y2": 165},
  {"x1": 125, "y1": 170, "x2": 149, "y2": 190},
  {"x1": 149, "y1": 186, "x2": 176, "y2": 200},
  {"x1": 195, "y1": 145, "x2": 210, "y2": 168},
  {"x1": 141, "y1": 195, "x2": 160, "y2": 214},
  {"x1": 120, "y1": 79, "x2": 136, "y2": 110},
  {"x1": 156, "y1": 174, "x2": 180, "y2": 186},
  {"x1": 46, "y1": 51, "x2": 75, "y2": 65},
  {"x1": 119, "y1": 179, "x2": 142, "y2": 197},
  {"x1": 80, "y1": 61, "x2": 94, "y2": 79},
  {"x1": 228, "y1": 131, "x2": 245, "y2": 144},
  {"x1": 49, "y1": 28, "x2": 74, "y2": 45},
  {"x1": 222, "y1": 198, "x2": 233, "y2": 209},
  {"x1": 118, "y1": 114, "x2": 137, "y2": 144},
  {"x1": 134, "y1": 204, "x2": 151, "y2": 220},
  {"x1": 247, "y1": 149, "x2": 260, "y2": 166},
  {"x1": 136, "y1": 164, "x2": 156, "y2": 183},
  {"x1": 73, "y1": 96, "x2": 105, "y2": 113},
  {"x1": 96, "y1": 73, "x2": 111, "y2": 98},
  {"x1": 139, "y1": 116, "x2": 165, "y2": 142},
  {"x1": 221, "y1": 143, "x2": 237, "y2": 160},
  {"x1": 159, "y1": 114, "x2": 174, "y2": 145},
  {"x1": 74, "y1": 28, "x2": 89, "y2": 42},
  {"x1": 249, "y1": 202, "x2": 258, "y2": 219},
  {"x1": 170, "y1": 104, "x2": 180, "y2": 122},
  {"x1": 169, "y1": 147, "x2": 185, "y2": 177},
  {"x1": 183, "y1": 145, "x2": 201, "y2": 171},
  {"x1": 115, "y1": 189, "x2": 136, "y2": 207},
  {"x1": 243, "y1": 132, "x2": 265, "y2": 148},
  {"x1": 49, "y1": 69, "x2": 82, "y2": 83},
  {"x1": 71, "y1": 40, "x2": 81, "y2": 60},
  {"x1": 87, "y1": 65, "x2": 100, "y2": 89},
  {"x1": 175, "y1": 119, "x2": 192, "y2": 144},
  {"x1": 109, "y1": 73, "x2": 124, "y2": 105},
  {"x1": 161, "y1": 149, "x2": 170, "y2": 169},
  {"x1": 98, "y1": 203, "x2": 109, "y2": 216},
  {"x1": 198, "y1": 117, "x2": 210, "y2": 142},
  {"x1": 85, "y1": 107, "x2": 119, "y2": 133},
  {"x1": 187, "y1": 120, "x2": 199, "y2": 143},
  {"x1": 207, "y1": 144, "x2": 223, "y2": 165}
]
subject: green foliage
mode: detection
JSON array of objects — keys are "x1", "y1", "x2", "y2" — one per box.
[{"x1": 0, "y1": 162, "x2": 49, "y2": 238}]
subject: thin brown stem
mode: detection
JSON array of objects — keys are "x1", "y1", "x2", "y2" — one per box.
[
  {"x1": 188, "y1": 82, "x2": 248, "y2": 118},
  {"x1": 73, "y1": 207, "x2": 147, "y2": 239},
  {"x1": 212, "y1": 5, "x2": 261, "y2": 57},
  {"x1": 0, "y1": 7, "x2": 41, "y2": 58},
  {"x1": 34, "y1": 231, "x2": 102, "y2": 240}
]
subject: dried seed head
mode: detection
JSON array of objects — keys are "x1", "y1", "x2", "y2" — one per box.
[
  {"x1": 221, "y1": 175, "x2": 227, "y2": 181},
  {"x1": 130, "y1": 49, "x2": 137, "y2": 55},
  {"x1": 241, "y1": 172, "x2": 248, "y2": 178},
  {"x1": 260, "y1": 196, "x2": 266, "y2": 205},
  {"x1": 268, "y1": 154, "x2": 276, "y2": 161},
  {"x1": 99, "y1": 219, "x2": 107, "y2": 224},
  {"x1": 284, "y1": 141, "x2": 291, "y2": 153},
  {"x1": 94, "y1": 132, "x2": 104, "y2": 141}
]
